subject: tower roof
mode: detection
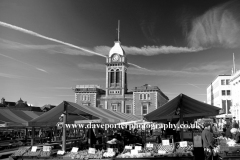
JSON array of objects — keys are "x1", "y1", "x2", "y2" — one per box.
[{"x1": 109, "y1": 41, "x2": 125, "y2": 57}]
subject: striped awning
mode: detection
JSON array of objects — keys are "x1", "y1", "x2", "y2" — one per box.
[
  {"x1": 28, "y1": 102, "x2": 89, "y2": 127},
  {"x1": 145, "y1": 94, "x2": 221, "y2": 123},
  {"x1": 27, "y1": 101, "x2": 141, "y2": 126},
  {"x1": 67, "y1": 101, "x2": 140, "y2": 124},
  {"x1": 0, "y1": 109, "x2": 43, "y2": 127}
]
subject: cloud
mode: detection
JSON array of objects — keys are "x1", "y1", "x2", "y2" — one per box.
[
  {"x1": 0, "y1": 38, "x2": 203, "y2": 57},
  {"x1": 55, "y1": 95, "x2": 74, "y2": 97},
  {"x1": 0, "y1": 21, "x2": 105, "y2": 57},
  {"x1": 77, "y1": 63, "x2": 106, "y2": 72},
  {"x1": 95, "y1": 45, "x2": 204, "y2": 56},
  {"x1": 42, "y1": 87, "x2": 73, "y2": 90},
  {"x1": 183, "y1": 61, "x2": 238, "y2": 75},
  {"x1": 0, "y1": 52, "x2": 48, "y2": 73},
  {"x1": 188, "y1": 0, "x2": 240, "y2": 48},
  {"x1": 0, "y1": 73, "x2": 26, "y2": 79},
  {"x1": 72, "y1": 77, "x2": 106, "y2": 81},
  {"x1": 0, "y1": 38, "x2": 93, "y2": 56},
  {"x1": 77, "y1": 63, "x2": 213, "y2": 77}
]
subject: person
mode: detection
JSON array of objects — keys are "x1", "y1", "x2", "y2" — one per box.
[
  {"x1": 212, "y1": 123, "x2": 218, "y2": 133},
  {"x1": 225, "y1": 123, "x2": 232, "y2": 138},
  {"x1": 232, "y1": 117, "x2": 239, "y2": 129},
  {"x1": 202, "y1": 123, "x2": 214, "y2": 160},
  {"x1": 87, "y1": 128, "x2": 96, "y2": 147},
  {"x1": 231, "y1": 128, "x2": 240, "y2": 143}
]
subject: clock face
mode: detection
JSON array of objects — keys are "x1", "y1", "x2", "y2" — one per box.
[{"x1": 112, "y1": 54, "x2": 119, "y2": 61}]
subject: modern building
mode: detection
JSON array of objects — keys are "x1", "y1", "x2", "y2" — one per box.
[
  {"x1": 73, "y1": 33, "x2": 169, "y2": 117},
  {"x1": 206, "y1": 75, "x2": 232, "y2": 116},
  {"x1": 230, "y1": 70, "x2": 240, "y2": 122}
]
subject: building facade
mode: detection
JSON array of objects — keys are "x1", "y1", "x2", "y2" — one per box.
[
  {"x1": 73, "y1": 40, "x2": 169, "y2": 117},
  {"x1": 206, "y1": 75, "x2": 232, "y2": 115},
  {"x1": 230, "y1": 70, "x2": 240, "y2": 122},
  {"x1": 0, "y1": 97, "x2": 42, "y2": 112}
]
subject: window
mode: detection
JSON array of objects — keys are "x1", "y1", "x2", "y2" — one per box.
[
  {"x1": 227, "y1": 90, "x2": 231, "y2": 96},
  {"x1": 99, "y1": 104, "x2": 103, "y2": 108},
  {"x1": 139, "y1": 93, "x2": 150, "y2": 100},
  {"x1": 110, "y1": 69, "x2": 114, "y2": 84},
  {"x1": 222, "y1": 90, "x2": 226, "y2": 96},
  {"x1": 226, "y1": 79, "x2": 230, "y2": 85},
  {"x1": 82, "y1": 94, "x2": 90, "y2": 101},
  {"x1": 109, "y1": 90, "x2": 120, "y2": 94},
  {"x1": 227, "y1": 100, "x2": 231, "y2": 114},
  {"x1": 112, "y1": 104, "x2": 117, "y2": 112},
  {"x1": 221, "y1": 80, "x2": 225, "y2": 85},
  {"x1": 142, "y1": 105, "x2": 148, "y2": 115},
  {"x1": 222, "y1": 100, "x2": 226, "y2": 114},
  {"x1": 125, "y1": 72, "x2": 127, "y2": 84},
  {"x1": 126, "y1": 105, "x2": 131, "y2": 114},
  {"x1": 116, "y1": 69, "x2": 120, "y2": 83}
]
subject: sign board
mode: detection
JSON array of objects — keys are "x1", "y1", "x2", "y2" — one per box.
[
  {"x1": 180, "y1": 141, "x2": 188, "y2": 147},
  {"x1": 135, "y1": 146, "x2": 142, "y2": 150},
  {"x1": 31, "y1": 146, "x2": 37, "y2": 152},
  {"x1": 88, "y1": 148, "x2": 96, "y2": 154},
  {"x1": 125, "y1": 146, "x2": 132, "y2": 149},
  {"x1": 158, "y1": 150, "x2": 167, "y2": 154},
  {"x1": 131, "y1": 150, "x2": 138, "y2": 155},
  {"x1": 57, "y1": 150, "x2": 65, "y2": 155},
  {"x1": 193, "y1": 135, "x2": 202, "y2": 147},
  {"x1": 107, "y1": 148, "x2": 113, "y2": 152},
  {"x1": 162, "y1": 140, "x2": 170, "y2": 146},
  {"x1": 71, "y1": 147, "x2": 78, "y2": 153},
  {"x1": 43, "y1": 146, "x2": 51, "y2": 151},
  {"x1": 146, "y1": 143, "x2": 153, "y2": 148}
]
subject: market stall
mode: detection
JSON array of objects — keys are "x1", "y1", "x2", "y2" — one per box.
[
  {"x1": 0, "y1": 109, "x2": 43, "y2": 127},
  {"x1": 144, "y1": 94, "x2": 221, "y2": 160},
  {"x1": 9, "y1": 95, "x2": 222, "y2": 160}
]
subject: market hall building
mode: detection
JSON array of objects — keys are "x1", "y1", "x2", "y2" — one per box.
[{"x1": 73, "y1": 39, "x2": 169, "y2": 117}]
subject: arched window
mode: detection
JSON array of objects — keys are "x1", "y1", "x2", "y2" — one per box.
[
  {"x1": 110, "y1": 69, "x2": 114, "y2": 84},
  {"x1": 116, "y1": 69, "x2": 120, "y2": 83}
]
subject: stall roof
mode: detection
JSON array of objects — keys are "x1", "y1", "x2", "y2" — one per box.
[
  {"x1": 144, "y1": 94, "x2": 221, "y2": 123},
  {"x1": 67, "y1": 101, "x2": 140, "y2": 123},
  {"x1": 27, "y1": 101, "x2": 89, "y2": 127},
  {"x1": 0, "y1": 109, "x2": 43, "y2": 127},
  {"x1": 27, "y1": 101, "x2": 141, "y2": 126}
]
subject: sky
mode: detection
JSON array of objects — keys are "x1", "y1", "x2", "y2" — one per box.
[{"x1": 0, "y1": 0, "x2": 240, "y2": 107}]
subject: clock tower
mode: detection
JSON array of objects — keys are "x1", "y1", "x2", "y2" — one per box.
[{"x1": 105, "y1": 21, "x2": 128, "y2": 112}]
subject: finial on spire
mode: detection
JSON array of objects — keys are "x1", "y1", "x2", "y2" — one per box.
[
  {"x1": 233, "y1": 53, "x2": 236, "y2": 74},
  {"x1": 117, "y1": 20, "x2": 120, "y2": 41}
]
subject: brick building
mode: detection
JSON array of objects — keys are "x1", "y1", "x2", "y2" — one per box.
[
  {"x1": 0, "y1": 97, "x2": 42, "y2": 112},
  {"x1": 73, "y1": 38, "x2": 169, "y2": 118}
]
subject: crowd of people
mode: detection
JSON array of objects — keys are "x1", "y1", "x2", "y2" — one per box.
[{"x1": 201, "y1": 117, "x2": 240, "y2": 160}]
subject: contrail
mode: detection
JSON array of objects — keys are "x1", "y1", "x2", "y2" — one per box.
[
  {"x1": 187, "y1": 82, "x2": 202, "y2": 89},
  {"x1": 0, "y1": 53, "x2": 48, "y2": 73},
  {"x1": 0, "y1": 21, "x2": 150, "y2": 71},
  {"x1": 128, "y1": 62, "x2": 151, "y2": 71}
]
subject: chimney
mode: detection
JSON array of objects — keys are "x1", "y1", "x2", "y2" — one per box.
[{"x1": 1, "y1": 98, "x2": 5, "y2": 105}]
